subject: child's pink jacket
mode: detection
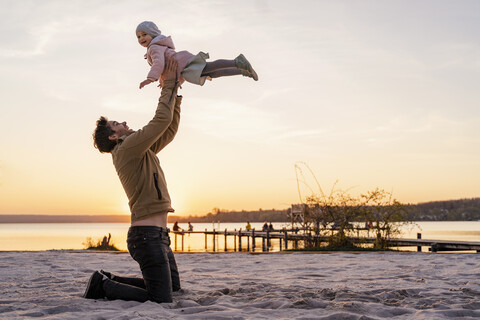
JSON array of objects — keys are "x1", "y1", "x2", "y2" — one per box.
[{"x1": 145, "y1": 35, "x2": 195, "y2": 82}]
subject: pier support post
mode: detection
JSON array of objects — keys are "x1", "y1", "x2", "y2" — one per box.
[
  {"x1": 294, "y1": 228, "x2": 298, "y2": 249},
  {"x1": 252, "y1": 229, "x2": 255, "y2": 252},
  {"x1": 181, "y1": 231, "x2": 184, "y2": 252},
  {"x1": 238, "y1": 229, "x2": 242, "y2": 251},
  {"x1": 417, "y1": 233, "x2": 422, "y2": 252},
  {"x1": 174, "y1": 233, "x2": 177, "y2": 251},
  {"x1": 224, "y1": 229, "x2": 227, "y2": 252},
  {"x1": 284, "y1": 229, "x2": 288, "y2": 250},
  {"x1": 213, "y1": 229, "x2": 216, "y2": 252},
  {"x1": 205, "y1": 228, "x2": 207, "y2": 250},
  {"x1": 266, "y1": 229, "x2": 270, "y2": 251},
  {"x1": 234, "y1": 229, "x2": 237, "y2": 252}
]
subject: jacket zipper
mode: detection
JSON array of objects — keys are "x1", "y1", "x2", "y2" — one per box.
[{"x1": 153, "y1": 173, "x2": 162, "y2": 200}]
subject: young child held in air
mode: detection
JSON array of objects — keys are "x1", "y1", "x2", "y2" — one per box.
[{"x1": 136, "y1": 21, "x2": 258, "y2": 89}]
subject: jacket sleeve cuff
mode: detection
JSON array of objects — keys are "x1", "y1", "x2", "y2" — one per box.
[
  {"x1": 160, "y1": 80, "x2": 180, "y2": 104},
  {"x1": 175, "y1": 95, "x2": 183, "y2": 105},
  {"x1": 162, "y1": 79, "x2": 177, "y2": 89}
]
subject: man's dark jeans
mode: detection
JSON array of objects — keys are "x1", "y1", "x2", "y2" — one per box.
[{"x1": 102, "y1": 226, "x2": 180, "y2": 303}]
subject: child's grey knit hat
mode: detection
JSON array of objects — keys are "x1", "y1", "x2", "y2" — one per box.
[{"x1": 136, "y1": 21, "x2": 161, "y2": 38}]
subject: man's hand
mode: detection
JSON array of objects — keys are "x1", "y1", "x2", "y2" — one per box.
[
  {"x1": 162, "y1": 60, "x2": 178, "y2": 81},
  {"x1": 158, "y1": 76, "x2": 165, "y2": 88},
  {"x1": 139, "y1": 79, "x2": 153, "y2": 89}
]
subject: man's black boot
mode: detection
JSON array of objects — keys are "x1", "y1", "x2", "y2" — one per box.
[{"x1": 83, "y1": 271, "x2": 105, "y2": 299}]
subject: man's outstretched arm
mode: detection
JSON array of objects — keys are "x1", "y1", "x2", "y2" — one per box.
[
  {"x1": 150, "y1": 95, "x2": 182, "y2": 153},
  {"x1": 119, "y1": 61, "x2": 179, "y2": 156}
]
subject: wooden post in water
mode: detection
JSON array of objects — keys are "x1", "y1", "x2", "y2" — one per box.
[
  {"x1": 266, "y1": 229, "x2": 270, "y2": 251},
  {"x1": 294, "y1": 228, "x2": 298, "y2": 249},
  {"x1": 417, "y1": 233, "x2": 422, "y2": 252},
  {"x1": 284, "y1": 229, "x2": 288, "y2": 250},
  {"x1": 252, "y1": 229, "x2": 255, "y2": 252},
  {"x1": 234, "y1": 229, "x2": 237, "y2": 252},
  {"x1": 174, "y1": 233, "x2": 178, "y2": 251},
  {"x1": 224, "y1": 229, "x2": 227, "y2": 252},
  {"x1": 181, "y1": 231, "x2": 184, "y2": 252},
  {"x1": 213, "y1": 229, "x2": 216, "y2": 252},
  {"x1": 205, "y1": 228, "x2": 207, "y2": 250},
  {"x1": 238, "y1": 228, "x2": 242, "y2": 251}
]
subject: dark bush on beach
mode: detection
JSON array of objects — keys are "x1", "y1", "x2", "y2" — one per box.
[
  {"x1": 83, "y1": 233, "x2": 120, "y2": 251},
  {"x1": 289, "y1": 182, "x2": 411, "y2": 250},
  {"x1": 360, "y1": 189, "x2": 411, "y2": 249}
]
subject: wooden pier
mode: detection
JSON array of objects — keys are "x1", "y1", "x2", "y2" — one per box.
[{"x1": 172, "y1": 229, "x2": 480, "y2": 253}]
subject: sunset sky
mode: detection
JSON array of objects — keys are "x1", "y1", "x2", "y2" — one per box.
[{"x1": 0, "y1": 0, "x2": 479, "y2": 217}]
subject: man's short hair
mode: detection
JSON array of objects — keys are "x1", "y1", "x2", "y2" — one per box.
[{"x1": 93, "y1": 116, "x2": 117, "y2": 153}]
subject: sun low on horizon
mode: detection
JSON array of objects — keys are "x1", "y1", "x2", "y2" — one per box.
[{"x1": 0, "y1": 1, "x2": 479, "y2": 217}]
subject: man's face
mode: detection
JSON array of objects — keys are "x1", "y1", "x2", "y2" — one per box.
[{"x1": 107, "y1": 120, "x2": 134, "y2": 141}]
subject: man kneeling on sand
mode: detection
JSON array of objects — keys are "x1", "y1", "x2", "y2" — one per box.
[{"x1": 84, "y1": 60, "x2": 181, "y2": 303}]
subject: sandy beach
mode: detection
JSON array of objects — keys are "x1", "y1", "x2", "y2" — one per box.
[{"x1": 0, "y1": 251, "x2": 479, "y2": 319}]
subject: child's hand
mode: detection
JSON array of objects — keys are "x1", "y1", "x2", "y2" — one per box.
[{"x1": 139, "y1": 79, "x2": 153, "y2": 89}]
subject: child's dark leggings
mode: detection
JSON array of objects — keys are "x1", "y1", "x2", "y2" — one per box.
[{"x1": 201, "y1": 59, "x2": 242, "y2": 78}]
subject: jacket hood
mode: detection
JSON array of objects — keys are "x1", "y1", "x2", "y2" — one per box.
[{"x1": 149, "y1": 35, "x2": 175, "y2": 50}]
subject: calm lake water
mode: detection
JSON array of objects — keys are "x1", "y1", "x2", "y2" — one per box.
[{"x1": 0, "y1": 221, "x2": 479, "y2": 252}]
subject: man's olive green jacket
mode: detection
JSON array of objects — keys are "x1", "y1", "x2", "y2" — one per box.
[{"x1": 111, "y1": 80, "x2": 181, "y2": 222}]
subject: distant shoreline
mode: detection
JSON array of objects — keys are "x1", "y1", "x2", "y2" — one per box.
[
  {"x1": 1, "y1": 197, "x2": 479, "y2": 223},
  {"x1": 0, "y1": 214, "x2": 478, "y2": 224},
  {"x1": 0, "y1": 214, "x2": 290, "y2": 224},
  {"x1": 0, "y1": 215, "x2": 130, "y2": 223}
]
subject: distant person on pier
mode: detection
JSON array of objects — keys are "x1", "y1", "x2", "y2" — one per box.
[
  {"x1": 262, "y1": 222, "x2": 268, "y2": 232},
  {"x1": 245, "y1": 221, "x2": 252, "y2": 231},
  {"x1": 173, "y1": 221, "x2": 182, "y2": 232},
  {"x1": 187, "y1": 222, "x2": 193, "y2": 232},
  {"x1": 268, "y1": 223, "x2": 274, "y2": 232}
]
